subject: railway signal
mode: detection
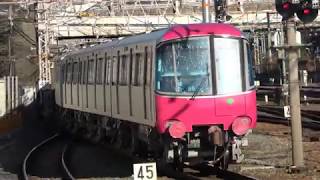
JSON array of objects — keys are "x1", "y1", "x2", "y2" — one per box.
[
  {"x1": 296, "y1": 0, "x2": 318, "y2": 23},
  {"x1": 275, "y1": 0, "x2": 319, "y2": 23},
  {"x1": 276, "y1": 0, "x2": 296, "y2": 20}
]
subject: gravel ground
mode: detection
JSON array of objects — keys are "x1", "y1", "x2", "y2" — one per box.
[
  {"x1": 0, "y1": 102, "x2": 56, "y2": 180},
  {"x1": 241, "y1": 122, "x2": 320, "y2": 180}
]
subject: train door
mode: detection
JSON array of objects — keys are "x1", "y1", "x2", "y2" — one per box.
[
  {"x1": 63, "y1": 61, "x2": 67, "y2": 106},
  {"x1": 54, "y1": 63, "x2": 60, "y2": 106},
  {"x1": 77, "y1": 59, "x2": 81, "y2": 107},
  {"x1": 144, "y1": 45, "x2": 153, "y2": 123},
  {"x1": 72, "y1": 58, "x2": 79, "y2": 109},
  {"x1": 111, "y1": 50, "x2": 120, "y2": 116},
  {"x1": 87, "y1": 54, "x2": 96, "y2": 111},
  {"x1": 118, "y1": 47, "x2": 131, "y2": 119},
  {"x1": 150, "y1": 44, "x2": 157, "y2": 124},
  {"x1": 104, "y1": 53, "x2": 112, "y2": 116},
  {"x1": 66, "y1": 59, "x2": 72, "y2": 106},
  {"x1": 79, "y1": 57, "x2": 84, "y2": 109},
  {"x1": 130, "y1": 44, "x2": 150, "y2": 123},
  {"x1": 83, "y1": 56, "x2": 89, "y2": 111},
  {"x1": 128, "y1": 48, "x2": 133, "y2": 118},
  {"x1": 96, "y1": 51, "x2": 105, "y2": 113},
  {"x1": 59, "y1": 63, "x2": 65, "y2": 107}
]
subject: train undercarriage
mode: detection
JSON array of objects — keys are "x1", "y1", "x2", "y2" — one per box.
[{"x1": 58, "y1": 107, "x2": 247, "y2": 171}]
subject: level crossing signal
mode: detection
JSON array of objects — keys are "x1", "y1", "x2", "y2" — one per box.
[{"x1": 276, "y1": 0, "x2": 319, "y2": 23}]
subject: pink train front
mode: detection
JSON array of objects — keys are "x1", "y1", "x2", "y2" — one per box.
[
  {"x1": 156, "y1": 92, "x2": 256, "y2": 134},
  {"x1": 54, "y1": 23, "x2": 257, "y2": 170}
]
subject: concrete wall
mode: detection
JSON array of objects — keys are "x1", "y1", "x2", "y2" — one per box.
[
  {"x1": 0, "y1": 80, "x2": 5, "y2": 117},
  {"x1": 0, "y1": 76, "x2": 19, "y2": 117}
]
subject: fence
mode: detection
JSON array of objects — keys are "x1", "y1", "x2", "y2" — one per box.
[{"x1": 0, "y1": 76, "x2": 19, "y2": 117}]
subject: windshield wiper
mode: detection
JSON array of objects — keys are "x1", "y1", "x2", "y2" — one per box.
[{"x1": 190, "y1": 76, "x2": 208, "y2": 100}]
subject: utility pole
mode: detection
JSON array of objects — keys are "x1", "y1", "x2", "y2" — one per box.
[
  {"x1": 267, "y1": 12, "x2": 272, "y2": 64},
  {"x1": 280, "y1": 24, "x2": 289, "y2": 107},
  {"x1": 286, "y1": 20, "x2": 304, "y2": 169},
  {"x1": 202, "y1": 0, "x2": 211, "y2": 23},
  {"x1": 8, "y1": 5, "x2": 15, "y2": 76},
  {"x1": 275, "y1": 0, "x2": 319, "y2": 170}
]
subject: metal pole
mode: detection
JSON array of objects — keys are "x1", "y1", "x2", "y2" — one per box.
[
  {"x1": 287, "y1": 21, "x2": 304, "y2": 169},
  {"x1": 202, "y1": 0, "x2": 211, "y2": 23},
  {"x1": 267, "y1": 13, "x2": 272, "y2": 64},
  {"x1": 8, "y1": 5, "x2": 13, "y2": 76}
]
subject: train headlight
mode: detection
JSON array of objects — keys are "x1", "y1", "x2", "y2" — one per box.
[
  {"x1": 166, "y1": 120, "x2": 186, "y2": 139},
  {"x1": 232, "y1": 116, "x2": 251, "y2": 136}
]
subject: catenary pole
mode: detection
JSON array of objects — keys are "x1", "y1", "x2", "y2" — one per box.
[
  {"x1": 202, "y1": 0, "x2": 211, "y2": 23},
  {"x1": 287, "y1": 20, "x2": 304, "y2": 169}
]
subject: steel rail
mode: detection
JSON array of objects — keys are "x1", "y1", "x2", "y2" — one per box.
[
  {"x1": 103, "y1": 140, "x2": 255, "y2": 179},
  {"x1": 22, "y1": 133, "x2": 59, "y2": 180},
  {"x1": 258, "y1": 109, "x2": 320, "y2": 130},
  {"x1": 61, "y1": 143, "x2": 76, "y2": 180}
]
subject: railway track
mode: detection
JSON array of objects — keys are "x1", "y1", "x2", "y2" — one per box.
[
  {"x1": 258, "y1": 105, "x2": 320, "y2": 130},
  {"x1": 21, "y1": 130, "x2": 255, "y2": 179},
  {"x1": 98, "y1": 142, "x2": 256, "y2": 180},
  {"x1": 159, "y1": 162, "x2": 256, "y2": 180},
  {"x1": 22, "y1": 133, "x2": 75, "y2": 180},
  {"x1": 31, "y1": 136, "x2": 255, "y2": 180},
  {"x1": 257, "y1": 85, "x2": 320, "y2": 104}
]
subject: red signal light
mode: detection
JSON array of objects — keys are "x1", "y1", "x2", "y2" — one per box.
[
  {"x1": 303, "y1": 9, "x2": 311, "y2": 14},
  {"x1": 276, "y1": 0, "x2": 318, "y2": 23},
  {"x1": 276, "y1": 0, "x2": 295, "y2": 20},
  {"x1": 296, "y1": 0, "x2": 318, "y2": 23},
  {"x1": 283, "y1": 2, "x2": 290, "y2": 10}
]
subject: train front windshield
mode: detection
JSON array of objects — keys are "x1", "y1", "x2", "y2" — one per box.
[
  {"x1": 156, "y1": 37, "x2": 212, "y2": 95},
  {"x1": 156, "y1": 36, "x2": 254, "y2": 96}
]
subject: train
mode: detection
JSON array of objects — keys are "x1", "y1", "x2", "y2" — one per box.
[{"x1": 52, "y1": 23, "x2": 257, "y2": 171}]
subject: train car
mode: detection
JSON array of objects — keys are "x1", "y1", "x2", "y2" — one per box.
[{"x1": 54, "y1": 23, "x2": 256, "y2": 170}]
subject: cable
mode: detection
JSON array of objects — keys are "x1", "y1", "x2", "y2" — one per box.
[{"x1": 12, "y1": 24, "x2": 36, "y2": 46}]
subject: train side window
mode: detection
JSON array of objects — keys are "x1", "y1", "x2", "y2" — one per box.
[
  {"x1": 104, "y1": 53, "x2": 107, "y2": 84},
  {"x1": 145, "y1": 46, "x2": 151, "y2": 86},
  {"x1": 246, "y1": 43, "x2": 255, "y2": 87},
  {"x1": 79, "y1": 60, "x2": 82, "y2": 84},
  {"x1": 61, "y1": 64, "x2": 65, "y2": 83},
  {"x1": 106, "y1": 56, "x2": 111, "y2": 84},
  {"x1": 67, "y1": 62, "x2": 73, "y2": 83},
  {"x1": 137, "y1": 51, "x2": 145, "y2": 86},
  {"x1": 129, "y1": 49, "x2": 133, "y2": 85},
  {"x1": 72, "y1": 62, "x2": 79, "y2": 84},
  {"x1": 96, "y1": 57, "x2": 103, "y2": 84},
  {"x1": 117, "y1": 51, "x2": 120, "y2": 84},
  {"x1": 131, "y1": 54, "x2": 137, "y2": 86},
  {"x1": 83, "y1": 60, "x2": 87, "y2": 84},
  {"x1": 112, "y1": 55, "x2": 118, "y2": 85},
  {"x1": 54, "y1": 64, "x2": 59, "y2": 83},
  {"x1": 88, "y1": 59, "x2": 95, "y2": 84},
  {"x1": 143, "y1": 47, "x2": 147, "y2": 86},
  {"x1": 133, "y1": 53, "x2": 142, "y2": 86},
  {"x1": 119, "y1": 55, "x2": 128, "y2": 85}
]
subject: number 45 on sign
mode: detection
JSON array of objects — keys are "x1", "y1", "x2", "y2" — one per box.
[{"x1": 133, "y1": 162, "x2": 157, "y2": 180}]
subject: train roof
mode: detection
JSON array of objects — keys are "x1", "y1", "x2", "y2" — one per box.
[{"x1": 64, "y1": 23, "x2": 243, "y2": 58}]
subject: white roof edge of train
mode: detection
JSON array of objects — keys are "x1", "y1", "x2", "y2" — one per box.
[{"x1": 61, "y1": 28, "x2": 168, "y2": 59}]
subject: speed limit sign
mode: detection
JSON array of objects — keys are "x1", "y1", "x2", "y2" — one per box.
[{"x1": 133, "y1": 162, "x2": 157, "y2": 180}]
